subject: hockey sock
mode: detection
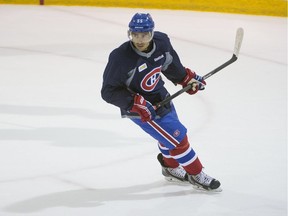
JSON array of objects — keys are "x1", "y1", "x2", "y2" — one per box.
[
  {"x1": 169, "y1": 136, "x2": 203, "y2": 175},
  {"x1": 158, "y1": 143, "x2": 179, "y2": 168}
]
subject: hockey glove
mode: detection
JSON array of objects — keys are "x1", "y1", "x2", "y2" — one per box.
[
  {"x1": 179, "y1": 68, "x2": 206, "y2": 95},
  {"x1": 130, "y1": 94, "x2": 156, "y2": 122}
]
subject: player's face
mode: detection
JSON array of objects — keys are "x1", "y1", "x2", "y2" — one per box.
[{"x1": 128, "y1": 31, "x2": 153, "y2": 52}]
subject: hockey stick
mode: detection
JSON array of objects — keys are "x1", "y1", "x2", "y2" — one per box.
[{"x1": 154, "y1": 27, "x2": 244, "y2": 109}]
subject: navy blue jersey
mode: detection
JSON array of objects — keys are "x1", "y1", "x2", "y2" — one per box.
[{"x1": 101, "y1": 31, "x2": 186, "y2": 118}]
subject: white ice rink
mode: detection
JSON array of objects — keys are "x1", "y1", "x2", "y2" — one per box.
[{"x1": 0, "y1": 5, "x2": 287, "y2": 216}]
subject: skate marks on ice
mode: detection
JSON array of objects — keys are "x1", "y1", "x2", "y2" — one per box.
[
  {"x1": 0, "y1": 127, "x2": 130, "y2": 148},
  {"x1": 0, "y1": 104, "x2": 118, "y2": 119},
  {"x1": 0, "y1": 104, "x2": 136, "y2": 148},
  {"x1": 2, "y1": 182, "x2": 284, "y2": 215},
  {"x1": 2, "y1": 181, "x2": 215, "y2": 213},
  {"x1": 2, "y1": 182, "x2": 188, "y2": 213}
]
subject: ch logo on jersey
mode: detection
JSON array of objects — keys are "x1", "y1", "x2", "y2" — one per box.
[{"x1": 140, "y1": 66, "x2": 161, "y2": 92}]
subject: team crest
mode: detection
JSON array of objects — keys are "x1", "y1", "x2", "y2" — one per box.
[
  {"x1": 173, "y1": 130, "x2": 180, "y2": 137},
  {"x1": 140, "y1": 66, "x2": 161, "y2": 92}
]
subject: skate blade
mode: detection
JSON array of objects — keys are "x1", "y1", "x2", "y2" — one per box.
[
  {"x1": 192, "y1": 184, "x2": 223, "y2": 192},
  {"x1": 164, "y1": 176, "x2": 190, "y2": 185}
]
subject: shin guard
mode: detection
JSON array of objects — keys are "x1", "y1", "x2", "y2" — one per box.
[
  {"x1": 169, "y1": 136, "x2": 203, "y2": 175},
  {"x1": 158, "y1": 143, "x2": 179, "y2": 168}
]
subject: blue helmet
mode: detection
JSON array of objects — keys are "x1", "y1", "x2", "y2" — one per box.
[{"x1": 128, "y1": 13, "x2": 155, "y2": 32}]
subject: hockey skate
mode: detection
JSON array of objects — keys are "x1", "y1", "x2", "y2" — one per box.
[
  {"x1": 157, "y1": 154, "x2": 189, "y2": 183},
  {"x1": 188, "y1": 171, "x2": 222, "y2": 192}
]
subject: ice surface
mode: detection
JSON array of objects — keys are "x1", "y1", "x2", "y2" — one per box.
[{"x1": 0, "y1": 5, "x2": 287, "y2": 216}]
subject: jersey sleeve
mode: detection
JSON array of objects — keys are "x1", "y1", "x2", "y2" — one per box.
[{"x1": 101, "y1": 50, "x2": 134, "y2": 111}]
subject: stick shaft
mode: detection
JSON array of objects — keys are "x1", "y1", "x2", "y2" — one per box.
[
  {"x1": 155, "y1": 54, "x2": 237, "y2": 108},
  {"x1": 154, "y1": 28, "x2": 244, "y2": 109}
]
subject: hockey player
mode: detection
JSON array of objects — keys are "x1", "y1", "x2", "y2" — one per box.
[{"x1": 101, "y1": 13, "x2": 221, "y2": 191}]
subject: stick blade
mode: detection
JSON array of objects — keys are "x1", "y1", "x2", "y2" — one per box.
[{"x1": 234, "y1": 27, "x2": 244, "y2": 57}]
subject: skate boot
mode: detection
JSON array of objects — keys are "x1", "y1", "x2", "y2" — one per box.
[
  {"x1": 188, "y1": 170, "x2": 221, "y2": 191},
  {"x1": 157, "y1": 153, "x2": 188, "y2": 183}
]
